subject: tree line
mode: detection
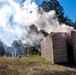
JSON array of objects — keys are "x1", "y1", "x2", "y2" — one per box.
[
  {"x1": 40, "y1": 0, "x2": 76, "y2": 28},
  {"x1": 0, "y1": 39, "x2": 40, "y2": 57}
]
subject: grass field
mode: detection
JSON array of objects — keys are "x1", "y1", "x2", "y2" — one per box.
[{"x1": 0, "y1": 55, "x2": 76, "y2": 75}]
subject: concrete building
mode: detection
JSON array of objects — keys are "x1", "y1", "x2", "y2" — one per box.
[{"x1": 41, "y1": 32, "x2": 75, "y2": 63}]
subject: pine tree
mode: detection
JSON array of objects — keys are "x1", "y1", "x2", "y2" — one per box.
[{"x1": 40, "y1": 0, "x2": 73, "y2": 26}]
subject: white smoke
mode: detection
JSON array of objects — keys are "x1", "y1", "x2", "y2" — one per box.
[
  {"x1": 0, "y1": 0, "x2": 75, "y2": 46},
  {"x1": 22, "y1": 25, "x2": 44, "y2": 46},
  {"x1": 0, "y1": 0, "x2": 25, "y2": 46}
]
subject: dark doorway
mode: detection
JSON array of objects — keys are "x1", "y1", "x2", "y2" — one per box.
[{"x1": 67, "y1": 44, "x2": 74, "y2": 62}]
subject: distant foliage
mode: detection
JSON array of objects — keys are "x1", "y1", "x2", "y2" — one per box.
[
  {"x1": 11, "y1": 39, "x2": 25, "y2": 57},
  {"x1": 0, "y1": 39, "x2": 4, "y2": 48},
  {"x1": 0, "y1": 39, "x2": 6, "y2": 56},
  {"x1": 0, "y1": 47, "x2": 5, "y2": 56},
  {"x1": 73, "y1": 21, "x2": 76, "y2": 29}
]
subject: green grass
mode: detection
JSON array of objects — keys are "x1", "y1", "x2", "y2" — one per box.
[{"x1": 0, "y1": 55, "x2": 76, "y2": 75}]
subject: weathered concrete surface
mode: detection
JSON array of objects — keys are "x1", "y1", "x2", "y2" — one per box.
[{"x1": 41, "y1": 32, "x2": 68, "y2": 63}]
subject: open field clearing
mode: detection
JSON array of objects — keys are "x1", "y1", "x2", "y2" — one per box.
[{"x1": 0, "y1": 56, "x2": 76, "y2": 75}]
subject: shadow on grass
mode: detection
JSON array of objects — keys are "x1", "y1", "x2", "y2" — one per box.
[
  {"x1": 32, "y1": 68, "x2": 76, "y2": 75},
  {"x1": 58, "y1": 62, "x2": 76, "y2": 68},
  {"x1": 39, "y1": 70, "x2": 76, "y2": 75}
]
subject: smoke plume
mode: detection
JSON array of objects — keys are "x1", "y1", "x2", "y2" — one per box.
[{"x1": 0, "y1": 0, "x2": 75, "y2": 46}]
